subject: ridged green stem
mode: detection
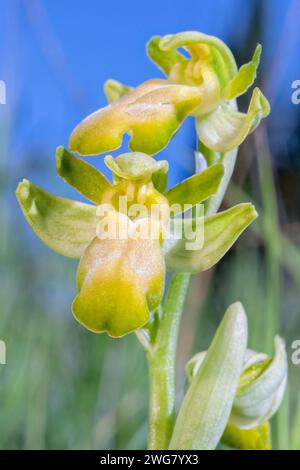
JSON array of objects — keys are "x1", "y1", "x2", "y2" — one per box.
[{"x1": 147, "y1": 273, "x2": 190, "y2": 449}]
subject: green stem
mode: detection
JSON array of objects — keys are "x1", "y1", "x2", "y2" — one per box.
[
  {"x1": 147, "y1": 273, "x2": 190, "y2": 450},
  {"x1": 146, "y1": 143, "x2": 237, "y2": 449}
]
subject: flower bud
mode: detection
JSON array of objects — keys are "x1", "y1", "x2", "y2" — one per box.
[{"x1": 187, "y1": 336, "x2": 287, "y2": 429}]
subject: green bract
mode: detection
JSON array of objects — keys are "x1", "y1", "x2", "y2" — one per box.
[{"x1": 169, "y1": 302, "x2": 248, "y2": 450}]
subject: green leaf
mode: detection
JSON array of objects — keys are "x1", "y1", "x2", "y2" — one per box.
[
  {"x1": 221, "y1": 421, "x2": 271, "y2": 450},
  {"x1": 104, "y1": 79, "x2": 132, "y2": 103},
  {"x1": 164, "y1": 203, "x2": 258, "y2": 273},
  {"x1": 16, "y1": 179, "x2": 97, "y2": 258},
  {"x1": 223, "y1": 45, "x2": 262, "y2": 101},
  {"x1": 104, "y1": 152, "x2": 168, "y2": 181},
  {"x1": 169, "y1": 302, "x2": 248, "y2": 450},
  {"x1": 164, "y1": 163, "x2": 224, "y2": 215},
  {"x1": 196, "y1": 87, "x2": 270, "y2": 152},
  {"x1": 56, "y1": 146, "x2": 111, "y2": 204}
]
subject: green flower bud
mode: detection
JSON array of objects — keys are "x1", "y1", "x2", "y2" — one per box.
[
  {"x1": 187, "y1": 336, "x2": 287, "y2": 429},
  {"x1": 148, "y1": 31, "x2": 270, "y2": 153}
]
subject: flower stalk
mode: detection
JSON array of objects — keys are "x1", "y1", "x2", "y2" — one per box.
[{"x1": 147, "y1": 273, "x2": 190, "y2": 449}]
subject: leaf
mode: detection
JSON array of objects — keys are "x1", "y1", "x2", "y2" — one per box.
[
  {"x1": 164, "y1": 163, "x2": 224, "y2": 215},
  {"x1": 16, "y1": 179, "x2": 97, "y2": 258},
  {"x1": 104, "y1": 152, "x2": 168, "y2": 181},
  {"x1": 221, "y1": 421, "x2": 271, "y2": 450},
  {"x1": 104, "y1": 79, "x2": 132, "y2": 103},
  {"x1": 164, "y1": 203, "x2": 258, "y2": 273},
  {"x1": 69, "y1": 79, "x2": 202, "y2": 156},
  {"x1": 169, "y1": 302, "x2": 248, "y2": 450},
  {"x1": 56, "y1": 146, "x2": 111, "y2": 204},
  {"x1": 223, "y1": 45, "x2": 262, "y2": 101},
  {"x1": 196, "y1": 87, "x2": 270, "y2": 152}
]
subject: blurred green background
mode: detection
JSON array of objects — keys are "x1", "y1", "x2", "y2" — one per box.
[{"x1": 0, "y1": 0, "x2": 300, "y2": 449}]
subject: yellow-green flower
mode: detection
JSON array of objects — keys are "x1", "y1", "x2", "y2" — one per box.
[
  {"x1": 148, "y1": 31, "x2": 270, "y2": 152},
  {"x1": 16, "y1": 149, "x2": 257, "y2": 337},
  {"x1": 69, "y1": 31, "x2": 269, "y2": 157}
]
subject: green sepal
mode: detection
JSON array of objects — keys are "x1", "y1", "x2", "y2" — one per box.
[
  {"x1": 16, "y1": 179, "x2": 97, "y2": 258},
  {"x1": 164, "y1": 203, "x2": 257, "y2": 273},
  {"x1": 164, "y1": 163, "x2": 224, "y2": 215},
  {"x1": 104, "y1": 79, "x2": 132, "y2": 103},
  {"x1": 56, "y1": 146, "x2": 111, "y2": 204},
  {"x1": 169, "y1": 302, "x2": 247, "y2": 450},
  {"x1": 223, "y1": 44, "x2": 262, "y2": 101}
]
